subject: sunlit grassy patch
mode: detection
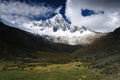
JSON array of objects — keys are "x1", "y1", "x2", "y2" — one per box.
[{"x1": 0, "y1": 62, "x2": 102, "y2": 80}]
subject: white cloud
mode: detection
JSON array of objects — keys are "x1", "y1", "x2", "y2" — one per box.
[
  {"x1": 65, "y1": 0, "x2": 120, "y2": 32},
  {"x1": 55, "y1": 6, "x2": 62, "y2": 13},
  {"x1": 0, "y1": 1, "x2": 55, "y2": 23}
]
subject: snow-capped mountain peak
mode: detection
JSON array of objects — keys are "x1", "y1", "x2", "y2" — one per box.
[
  {"x1": 27, "y1": 13, "x2": 90, "y2": 34},
  {"x1": 50, "y1": 13, "x2": 63, "y2": 21},
  {"x1": 1, "y1": 13, "x2": 101, "y2": 45}
]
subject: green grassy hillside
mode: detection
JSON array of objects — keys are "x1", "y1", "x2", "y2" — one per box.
[{"x1": 74, "y1": 27, "x2": 120, "y2": 79}]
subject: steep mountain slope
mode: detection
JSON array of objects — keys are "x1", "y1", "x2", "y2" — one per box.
[
  {"x1": 74, "y1": 27, "x2": 120, "y2": 75},
  {"x1": 0, "y1": 21, "x2": 80, "y2": 61},
  {"x1": 1, "y1": 13, "x2": 102, "y2": 45}
]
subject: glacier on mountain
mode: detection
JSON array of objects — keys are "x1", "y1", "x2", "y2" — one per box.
[{"x1": 0, "y1": 13, "x2": 101, "y2": 45}]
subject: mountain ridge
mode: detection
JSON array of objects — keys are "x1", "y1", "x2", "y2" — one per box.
[
  {"x1": 0, "y1": 21, "x2": 80, "y2": 57},
  {"x1": 0, "y1": 13, "x2": 103, "y2": 45},
  {"x1": 73, "y1": 26, "x2": 120, "y2": 75}
]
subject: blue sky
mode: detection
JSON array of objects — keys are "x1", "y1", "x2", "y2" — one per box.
[
  {"x1": 0, "y1": 0, "x2": 120, "y2": 32},
  {"x1": 0, "y1": 0, "x2": 69, "y2": 22},
  {"x1": 0, "y1": 0, "x2": 95, "y2": 21},
  {"x1": 16, "y1": 0, "x2": 71, "y2": 24}
]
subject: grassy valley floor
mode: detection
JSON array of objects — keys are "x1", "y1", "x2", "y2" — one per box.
[{"x1": 0, "y1": 62, "x2": 102, "y2": 80}]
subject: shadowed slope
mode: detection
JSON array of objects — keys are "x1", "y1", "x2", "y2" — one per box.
[
  {"x1": 74, "y1": 27, "x2": 120, "y2": 75},
  {"x1": 0, "y1": 21, "x2": 79, "y2": 61}
]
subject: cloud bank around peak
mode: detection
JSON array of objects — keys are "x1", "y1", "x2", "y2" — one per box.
[
  {"x1": 0, "y1": 1, "x2": 55, "y2": 23},
  {"x1": 65, "y1": 0, "x2": 120, "y2": 32}
]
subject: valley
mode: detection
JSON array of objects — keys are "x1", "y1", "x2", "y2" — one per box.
[
  {"x1": 0, "y1": 0, "x2": 120, "y2": 80},
  {"x1": 0, "y1": 19, "x2": 120, "y2": 80}
]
